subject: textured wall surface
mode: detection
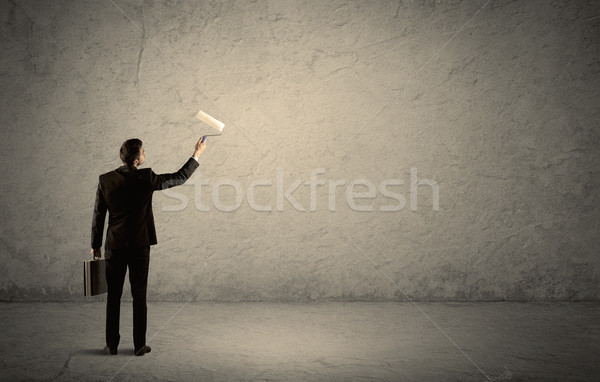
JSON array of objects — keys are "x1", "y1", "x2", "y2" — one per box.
[{"x1": 1, "y1": 0, "x2": 599, "y2": 301}]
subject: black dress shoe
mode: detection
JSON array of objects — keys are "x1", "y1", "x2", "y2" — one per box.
[
  {"x1": 134, "y1": 345, "x2": 151, "y2": 356},
  {"x1": 104, "y1": 346, "x2": 117, "y2": 355}
]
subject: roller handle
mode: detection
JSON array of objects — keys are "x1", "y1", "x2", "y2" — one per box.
[{"x1": 200, "y1": 133, "x2": 222, "y2": 142}]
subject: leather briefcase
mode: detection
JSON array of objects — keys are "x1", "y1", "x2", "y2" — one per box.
[{"x1": 84, "y1": 259, "x2": 107, "y2": 296}]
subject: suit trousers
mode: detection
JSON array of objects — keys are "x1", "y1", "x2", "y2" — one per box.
[{"x1": 105, "y1": 245, "x2": 150, "y2": 351}]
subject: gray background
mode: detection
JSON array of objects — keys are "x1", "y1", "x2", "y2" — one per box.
[{"x1": 1, "y1": 0, "x2": 598, "y2": 302}]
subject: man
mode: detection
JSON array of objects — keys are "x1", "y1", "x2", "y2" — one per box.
[{"x1": 91, "y1": 136, "x2": 207, "y2": 356}]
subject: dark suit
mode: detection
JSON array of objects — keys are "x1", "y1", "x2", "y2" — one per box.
[{"x1": 91, "y1": 157, "x2": 199, "y2": 351}]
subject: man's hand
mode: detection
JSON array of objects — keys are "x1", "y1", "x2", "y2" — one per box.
[
  {"x1": 91, "y1": 248, "x2": 101, "y2": 260},
  {"x1": 193, "y1": 136, "x2": 207, "y2": 157}
]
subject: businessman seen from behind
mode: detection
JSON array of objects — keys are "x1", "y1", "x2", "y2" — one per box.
[{"x1": 91, "y1": 137, "x2": 207, "y2": 356}]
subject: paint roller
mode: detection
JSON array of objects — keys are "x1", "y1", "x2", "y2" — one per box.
[{"x1": 196, "y1": 110, "x2": 225, "y2": 142}]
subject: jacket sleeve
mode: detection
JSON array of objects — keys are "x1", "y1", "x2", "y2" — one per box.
[
  {"x1": 150, "y1": 157, "x2": 199, "y2": 191},
  {"x1": 91, "y1": 178, "x2": 108, "y2": 249}
]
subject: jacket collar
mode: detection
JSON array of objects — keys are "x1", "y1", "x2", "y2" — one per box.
[{"x1": 117, "y1": 164, "x2": 138, "y2": 173}]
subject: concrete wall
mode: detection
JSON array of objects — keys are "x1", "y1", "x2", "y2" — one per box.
[{"x1": 1, "y1": 0, "x2": 598, "y2": 301}]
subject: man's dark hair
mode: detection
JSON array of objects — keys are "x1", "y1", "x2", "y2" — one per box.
[{"x1": 120, "y1": 138, "x2": 143, "y2": 165}]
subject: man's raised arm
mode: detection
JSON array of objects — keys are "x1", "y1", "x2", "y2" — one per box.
[{"x1": 151, "y1": 136, "x2": 207, "y2": 191}]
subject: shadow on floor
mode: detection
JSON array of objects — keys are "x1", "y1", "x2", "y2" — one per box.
[{"x1": 77, "y1": 347, "x2": 135, "y2": 357}]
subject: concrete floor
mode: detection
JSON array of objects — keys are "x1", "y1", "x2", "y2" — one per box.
[{"x1": 0, "y1": 302, "x2": 598, "y2": 382}]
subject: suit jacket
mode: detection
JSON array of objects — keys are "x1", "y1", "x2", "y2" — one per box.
[{"x1": 91, "y1": 157, "x2": 199, "y2": 250}]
